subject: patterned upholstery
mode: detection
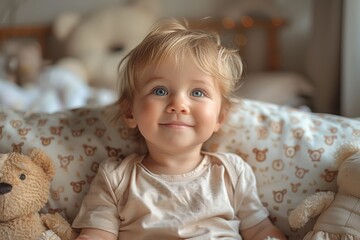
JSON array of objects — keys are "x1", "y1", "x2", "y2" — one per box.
[{"x1": 1, "y1": 99, "x2": 359, "y2": 239}]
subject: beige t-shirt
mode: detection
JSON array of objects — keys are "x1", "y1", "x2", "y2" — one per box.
[{"x1": 72, "y1": 152, "x2": 269, "y2": 239}]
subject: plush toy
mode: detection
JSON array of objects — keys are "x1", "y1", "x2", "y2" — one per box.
[
  {"x1": 0, "y1": 57, "x2": 117, "y2": 113},
  {"x1": 0, "y1": 39, "x2": 44, "y2": 86},
  {"x1": 288, "y1": 143, "x2": 360, "y2": 239},
  {"x1": 53, "y1": 0, "x2": 159, "y2": 89},
  {"x1": 0, "y1": 149, "x2": 77, "y2": 240}
]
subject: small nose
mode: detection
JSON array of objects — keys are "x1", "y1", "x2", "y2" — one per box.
[
  {"x1": 0, "y1": 182, "x2": 12, "y2": 195},
  {"x1": 166, "y1": 95, "x2": 190, "y2": 114}
]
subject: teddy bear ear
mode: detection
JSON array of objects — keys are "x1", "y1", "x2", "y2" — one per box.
[
  {"x1": 29, "y1": 149, "x2": 56, "y2": 181},
  {"x1": 53, "y1": 12, "x2": 81, "y2": 42},
  {"x1": 334, "y1": 142, "x2": 360, "y2": 168},
  {"x1": 0, "y1": 154, "x2": 8, "y2": 177}
]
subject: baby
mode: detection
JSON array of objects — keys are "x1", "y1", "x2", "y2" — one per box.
[{"x1": 73, "y1": 18, "x2": 287, "y2": 240}]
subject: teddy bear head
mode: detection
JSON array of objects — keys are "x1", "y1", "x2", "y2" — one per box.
[
  {"x1": 336, "y1": 150, "x2": 360, "y2": 199},
  {"x1": 0, "y1": 149, "x2": 55, "y2": 222},
  {"x1": 53, "y1": 0, "x2": 159, "y2": 89}
]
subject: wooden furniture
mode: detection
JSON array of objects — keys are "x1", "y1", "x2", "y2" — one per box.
[
  {"x1": 0, "y1": 25, "x2": 52, "y2": 58},
  {"x1": 0, "y1": 17, "x2": 285, "y2": 70},
  {"x1": 189, "y1": 16, "x2": 286, "y2": 71}
]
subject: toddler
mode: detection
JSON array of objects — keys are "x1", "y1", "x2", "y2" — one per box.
[{"x1": 73, "y1": 18, "x2": 287, "y2": 240}]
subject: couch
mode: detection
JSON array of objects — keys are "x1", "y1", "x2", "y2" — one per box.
[{"x1": 1, "y1": 98, "x2": 359, "y2": 239}]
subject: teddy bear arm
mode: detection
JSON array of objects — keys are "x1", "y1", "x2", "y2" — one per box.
[
  {"x1": 41, "y1": 213, "x2": 78, "y2": 240},
  {"x1": 288, "y1": 191, "x2": 335, "y2": 229}
]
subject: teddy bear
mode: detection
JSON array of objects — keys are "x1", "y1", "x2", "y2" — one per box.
[
  {"x1": 52, "y1": 0, "x2": 159, "y2": 89},
  {"x1": 0, "y1": 39, "x2": 44, "y2": 86},
  {"x1": 0, "y1": 149, "x2": 77, "y2": 240},
  {"x1": 288, "y1": 143, "x2": 360, "y2": 239}
]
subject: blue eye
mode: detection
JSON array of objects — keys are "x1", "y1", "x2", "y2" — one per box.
[
  {"x1": 153, "y1": 87, "x2": 168, "y2": 96},
  {"x1": 191, "y1": 90, "x2": 205, "y2": 97}
]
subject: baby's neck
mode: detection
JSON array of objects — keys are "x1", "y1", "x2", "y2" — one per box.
[{"x1": 142, "y1": 150, "x2": 203, "y2": 175}]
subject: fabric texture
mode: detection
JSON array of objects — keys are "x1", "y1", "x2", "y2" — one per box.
[
  {"x1": 303, "y1": 194, "x2": 360, "y2": 240},
  {"x1": 1, "y1": 98, "x2": 360, "y2": 239},
  {"x1": 72, "y1": 152, "x2": 269, "y2": 239}
]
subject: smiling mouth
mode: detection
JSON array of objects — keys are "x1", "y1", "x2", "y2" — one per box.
[{"x1": 159, "y1": 122, "x2": 193, "y2": 128}]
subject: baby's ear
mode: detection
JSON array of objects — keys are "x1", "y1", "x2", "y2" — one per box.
[
  {"x1": 123, "y1": 109, "x2": 138, "y2": 128},
  {"x1": 214, "y1": 108, "x2": 228, "y2": 132}
]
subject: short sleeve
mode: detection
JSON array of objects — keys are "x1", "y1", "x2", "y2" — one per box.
[
  {"x1": 72, "y1": 158, "x2": 121, "y2": 236},
  {"x1": 227, "y1": 154, "x2": 269, "y2": 230}
]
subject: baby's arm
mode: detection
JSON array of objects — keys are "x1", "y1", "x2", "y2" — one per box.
[
  {"x1": 75, "y1": 228, "x2": 117, "y2": 240},
  {"x1": 240, "y1": 218, "x2": 287, "y2": 240}
]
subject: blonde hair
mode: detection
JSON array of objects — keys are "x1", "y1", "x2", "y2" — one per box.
[{"x1": 112, "y1": 18, "x2": 243, "y2": 124}]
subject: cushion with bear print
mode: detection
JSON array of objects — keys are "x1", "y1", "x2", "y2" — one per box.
[
  {"x1": 0, "y1": 105, "x2": 146, "y2": 220},
  {"x1": 203, "y1": 99, "x2": 360, "y2": 238},
  {"x1": 1, "y1": 99, "x2": 359, "y2": 239}
]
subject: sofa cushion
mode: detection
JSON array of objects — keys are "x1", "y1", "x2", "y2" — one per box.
[{"x1": 0, "y1": 99, "x2": 359, "y2": 238}]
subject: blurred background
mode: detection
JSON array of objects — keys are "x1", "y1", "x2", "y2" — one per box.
[{"x1": 0, "y1": 0, "x2": 358, "y2": 117}]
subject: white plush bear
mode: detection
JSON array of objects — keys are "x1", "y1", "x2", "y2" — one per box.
[
  {"x1": 53, "y1": 0, "x2": 159, "y2": 89},
  {"x1": 288, "y1": 143, "x2": 360, "y2": 239}
]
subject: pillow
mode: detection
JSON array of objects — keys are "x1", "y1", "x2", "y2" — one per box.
[
  {"x1": 1, "y1": 99, "x2": 359, "y2": 239},
  {"x1": 203, "y1": 99, "x2": 360, "y2": 238},
  {"x1": 0, "y1": 106, "x2": 145, "y2": 220}
]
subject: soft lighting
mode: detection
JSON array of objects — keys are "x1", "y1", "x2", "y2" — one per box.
[
  {"x1": 271, "y1": 17, "x2": 285, "y2": 27},
  {"x1": 222, "y1": 17, "x2": 236, "y2": 29},
  {"x1": 235, "y1": 33, "x2": 247, "y2": 47},
  {"x1": 240, "y1": 16, "x2": 254, "y2": 28}
]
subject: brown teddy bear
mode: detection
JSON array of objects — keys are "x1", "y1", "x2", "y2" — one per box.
[
  {"x1": 0, "y1": 149, "x2": 77, "y2": 240},
  {"x1": 288, "y1": 143, "x2": 360, "y2": 239}
]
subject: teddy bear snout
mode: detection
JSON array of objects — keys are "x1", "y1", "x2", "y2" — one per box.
[{"x1": 0, "y1": 182, "x2": 12, "y2": 195}]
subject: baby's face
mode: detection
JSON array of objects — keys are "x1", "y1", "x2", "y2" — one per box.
[{"x1": 127, "y1": 56, "x2": 225, "y2": 154}]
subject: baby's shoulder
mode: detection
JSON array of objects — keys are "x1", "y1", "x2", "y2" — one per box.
[
  {"x1": 205, "y1": 152, "x2": 253, "y2": 178},
  {"x1": 98, "y1": 153, "x2": 143, "y2": 184},
  {"x1": 94, "y1": 153, "x2": 145, "y2": 195},
  {"x1": 206, "y1": 152, "x2": 247, "y2": 167}
]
